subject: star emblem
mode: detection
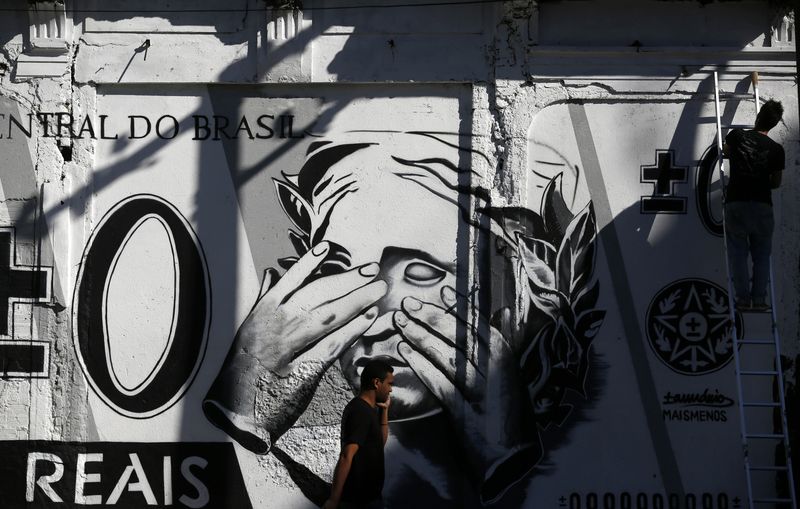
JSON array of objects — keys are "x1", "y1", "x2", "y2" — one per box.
[{"x1": 646, "y1": 278, "x2": 743, "y2": 375}]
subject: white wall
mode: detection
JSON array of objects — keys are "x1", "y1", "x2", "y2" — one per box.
[{"x1": 0, "y1": 1, "x2": 797, "y2": 507}]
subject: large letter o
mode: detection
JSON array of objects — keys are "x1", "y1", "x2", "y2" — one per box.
[{"x1": 73, "y1": 195, "x2": 211, "y2": 418}]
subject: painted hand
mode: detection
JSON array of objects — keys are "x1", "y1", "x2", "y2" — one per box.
[
  {"x1": 394, "y1": 286, "x2": 541, "y2": 504},
  {"x1": 203, "y1": 241, "x2": 387, "y2": 453},
  {"x1": 237, "y1": 241, "x2": 387, "y2": 371}
]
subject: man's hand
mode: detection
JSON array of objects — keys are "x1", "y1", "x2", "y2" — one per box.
[
  {"x1": 376, "y1": 396, "x2": 391, "y2": 411},
  {"x1": 203, "y1": 242, "x2": 387, "y2": 452},
  {"x1": 394, "y1": 286, "x2": 540, "y2": 503}
]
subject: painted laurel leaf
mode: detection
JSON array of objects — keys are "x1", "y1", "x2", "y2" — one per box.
[
  {"x1": 555, "y1": 202, "x2": 597, "y2": 300},
  {"x1": 540, "y1": 173, "x2": 575, "y2": 243},
  {"x1": 481, "y1": 206, "x2": 549, "y2": 246},
  {"x1": 576, "y1": 309, "x2": 606, "y2": 343},
  {"x1": 287, "y1": 229, "x2": 310, "y2": 256},
  {"x1": 516, "y1": 235, "x2": 557, "y2": 290},
  {"x1": 277, "y1": 257, "x2": 298, "y2": 270},
  {"x1": 525, "y1": 281, "x2": 566, "y2": 322},
  {"x1": 520, "y1": 321, "x2": 555, "y2": 395},
  {"x1": 552, "y1": 318, "x2": 581, "y2": 369},
  {"x1": 572, "y1": 279, "x2": 600, "y2": 318},
  {"x1": 274, "y1": 179, "x2": 313, "y2": 234},
  {"x1": 659, "y1": 290, "x2": 680, "y2": 313},
  {"x1": 521, "y1": 264, "x2": 561, "y2": 317}
]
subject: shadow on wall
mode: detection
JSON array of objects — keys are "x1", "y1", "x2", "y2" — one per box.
[{"x1": 0, "y1": 0, "x2": 795, "y2": 507}]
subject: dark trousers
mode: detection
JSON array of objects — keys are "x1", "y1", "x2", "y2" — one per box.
[{"x1": 725, "y1": 201, "x2": 774, "y2": 303}]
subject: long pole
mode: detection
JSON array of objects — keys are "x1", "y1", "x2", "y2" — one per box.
[{"x1": 752, "y1": 71, "x2": 760, "y2": 121}]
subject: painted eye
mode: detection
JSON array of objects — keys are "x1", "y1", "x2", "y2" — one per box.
[{"x1": 404, "y1": 262, "x2": 446, "y2": 286}]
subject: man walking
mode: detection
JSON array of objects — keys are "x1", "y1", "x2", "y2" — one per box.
[
  {"x1": 724, "y1": 99, "x2": 785, "y2": 311},
  {"x1": 324, "y1": 359, "x2": 394, "y2": 509}
]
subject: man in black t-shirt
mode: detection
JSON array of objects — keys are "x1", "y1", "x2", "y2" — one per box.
[
  {"x1": 324, "y1": 359, "x2": 394, "y2": 509},
  {"x1": 723, "y1": 99, "x2": 785, "y2": 311}
]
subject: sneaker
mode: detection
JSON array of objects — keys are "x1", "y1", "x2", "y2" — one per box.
[
  {"x1": 751, "y1": 300, "x2": 770, "y2": 312},
  {"x1": 735, "y1": 299, "x2": 751, "y2": 312}
]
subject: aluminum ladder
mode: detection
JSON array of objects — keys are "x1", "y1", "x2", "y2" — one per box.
[{"x1": 714, "y1": 70, "x2": 797, "y2": 509}]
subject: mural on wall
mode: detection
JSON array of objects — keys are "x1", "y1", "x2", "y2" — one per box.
[
  {"x1": 202, "y1": 132, "x2": 605, "y2": 506},
  {"x1": 36, "y1": 85, "x2": 611, "y2": 508},
  {"x1": 5, "y1": 83, "x2": 784, "y2": 508}
]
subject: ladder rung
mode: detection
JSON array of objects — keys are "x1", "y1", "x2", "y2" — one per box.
[
  {"x1": 740, "y1": 370, "x2": 778, "y2": 376},
  {"x1": 750, "y1": 465, "x2": 789, "y2": 471},
  {"x1": 746, "y1": 433, "x2": 785, "y2": 439},
  {"x1": 743, "y1": 401, "x2": 781, "y2": 407},
  {"x1": 738, "y1": 339, "x2": 774, "y2": 345},
  {"x1": 721, "y1": 124, "x2": 754, "y2": 129},
  {"x1": 720, "y1": 93, "x2": 757, "y2": 99},
  {"x1": 753, "y1": 498, "x2": 793, "y2": 504}
]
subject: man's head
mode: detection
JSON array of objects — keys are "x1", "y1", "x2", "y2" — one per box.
[
  {"x1": 275, "y1": 133, "x2": 471, "y2": 421},
  {"x1": 755, "y1": 99, "x2": 783, "y2": 132},
  {"x1": 360, "y1": 359, "x2": 394, "y2": 403}
]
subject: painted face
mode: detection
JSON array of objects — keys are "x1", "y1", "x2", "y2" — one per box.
[
  {"x1": 339, "y1": 247, "x2": 457, "y2": 419},
  {"x1": 316, "y1": 146, "x2": 464, "y2": 420}
]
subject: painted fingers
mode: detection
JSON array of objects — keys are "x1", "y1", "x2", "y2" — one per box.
[
  {"x1": 394, "y1": 290, "x2": 485, "y2": 404},
  {"x1": 269, "y1": 241, "x2": 387, "y2": 332},
  {"x1": 245, "y1": 242, "x2": 386, "y2": 365}
]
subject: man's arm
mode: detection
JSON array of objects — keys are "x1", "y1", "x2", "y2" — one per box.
[
  {"x1": 376, "y1": 397, "x2": 391, "y2": 445},
  {"x1": 724, "y1": 129, "x2": 742, "y2": 157},
  {"x1": 380, "y1": 407, "x2": 389, "y2": 445},
  {"x1": 771, "y1": 170, "x2": 782, "y2": 189},
  {"x1": 323, "y1": 444, "x2": 359, "y2": 509}
]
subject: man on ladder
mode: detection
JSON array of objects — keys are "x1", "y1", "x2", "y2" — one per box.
[{"x1": 723, "y1": 98, "x2": 785, "y2": 311}]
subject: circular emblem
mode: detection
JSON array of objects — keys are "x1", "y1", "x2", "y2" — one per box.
[{"x1": 646, "y1": 278, "x2": 743, "y2": 375}]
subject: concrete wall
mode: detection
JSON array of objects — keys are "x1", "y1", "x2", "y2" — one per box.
[{"x1": 0, "y1": 0, "x2": 797, "y2": 507}]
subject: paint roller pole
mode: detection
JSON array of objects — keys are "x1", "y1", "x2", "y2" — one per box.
[
  {"x1": 797, "y1": 16, "x2": 800, "y2": 133},
  {"x1": 751, "y1": 71, "x2": 760, "y2": 122},
  {"x1": 713, "y1": 72, "x2": 725, "y2": 179}
]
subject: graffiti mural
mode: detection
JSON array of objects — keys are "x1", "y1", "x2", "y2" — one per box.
[
  {"x1": 3, "y1": 83, "x2": 787, "y2": 508},
  {"x1": 203, "y1": 131, "x2": 605, "y2": 506},
  {"x1": 525, "y1": 100, "x2": 771, "y2": 505}
]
